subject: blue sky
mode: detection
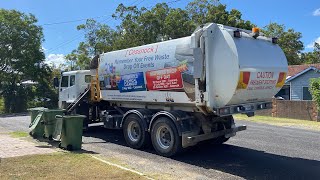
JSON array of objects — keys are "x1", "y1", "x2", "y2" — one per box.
[{"x1": 1, "y1": 0, "x2": 319, "y2": 66}]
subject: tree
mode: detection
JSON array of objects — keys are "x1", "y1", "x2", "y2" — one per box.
[
  {"x1": 68, "y1": 0, "x2": 257, "y2": 67},
  {"x1": 164, "y1": 8, "x2": 195, "y2": 39},
  {"x1": 66, "y1": 19, "x2": 115, "y2": 70},
  {"x1": 0, "y1": 9, "x2": 52, "y2": 112},
  {"x1": 262, "y1": 23, "x2": 304, "y2": 65},
  {"x1": 309, "y1": 78, "x2": 320, "y2": 109},
  {"x1": 301, "y1": 42, "x2": 320, "y2": 64},
  {"x1": 186, "y1": 0, "x2": 254, "y2": 29}
]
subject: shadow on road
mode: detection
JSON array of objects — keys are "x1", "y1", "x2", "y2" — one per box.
[
  {"x1": 83, "y1": 126, "x2": 320, "y2": 179},
  {"x1": 176, "y1": 143, "x2": 320, "y2": 179}
]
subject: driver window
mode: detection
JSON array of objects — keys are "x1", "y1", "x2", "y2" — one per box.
[
  {"x1": 70, "y1": 75, "x2": 75, "y2": 86},
  {"x1": 61, "y1": 76, "x2": 69, "y2": 87}
]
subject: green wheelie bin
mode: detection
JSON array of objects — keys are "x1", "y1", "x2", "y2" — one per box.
[
  {"x1": 57, "y1": 115, "x2": 86, "y2": 151},
  {"x1": 28, "y1": 107, "x2": 47, "y2": 138},
  {"x1": 43, "y1": 109, "x2": 64, "y2": 140}
]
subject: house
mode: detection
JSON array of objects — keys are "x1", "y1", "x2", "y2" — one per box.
[{"x1": 276, "y1": 64, "x2": 320, "y2": 100}]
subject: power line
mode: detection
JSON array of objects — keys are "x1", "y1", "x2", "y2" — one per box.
[
  {"x1": 42, "y1": 0, "x2": 182, "y2": 27},
  {"x1": 46, "y1": 0, "x2": 185, "y2": 54},
  {"x1": 40, "y1": 0, "x2": 142, "y2": 26},
  {"x1": 47, "y1": 0, "x2": 145, "y2": 54},
  {"x1": 41, "y1": 15, "x2": 108, "y2": 26},
  {"x1": 46, "y1": 34, "x2": 83, "y2": 53}
]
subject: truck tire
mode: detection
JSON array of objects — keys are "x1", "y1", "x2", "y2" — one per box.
[
  {"x1": 151, "y1": 117, "x2": 181, "y2": 157},
  {"x1": 123, "y1": 114, "x2": 150, "y2": 149}
]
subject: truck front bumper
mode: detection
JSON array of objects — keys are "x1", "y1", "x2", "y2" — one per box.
[{"x1": 182, "y1": 125, "x2": 247, "y2": 148}]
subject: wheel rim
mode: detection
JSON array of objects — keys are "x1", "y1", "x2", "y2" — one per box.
[
  {"x1": 156, "y1": 125, "x2": 173, "y2": 150},
  {"x1": 127, "y1": 121, "x2": 141, "y2": 142}
]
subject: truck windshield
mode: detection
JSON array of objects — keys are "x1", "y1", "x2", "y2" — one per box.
[{"x1": 61, "y1": 76, "x2": 68, "y2": 87}]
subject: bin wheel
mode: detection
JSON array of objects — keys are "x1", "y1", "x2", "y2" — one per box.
[
  {"x1": 42, "y1": 134, "x2": 46, "y2": 139},
  {"x1": 31, "y1": 132, "x2": 37, "y2": 139},
  {"x1": 67, "y1": 145, "x2": 73, "y2": 151},
  {"x1": 48, "y1": 135, "x2": 53, "y2": 141}
]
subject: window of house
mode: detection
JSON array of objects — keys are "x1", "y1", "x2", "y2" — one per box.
[
  {"x1": 85, "y1": 75, "x2": 92, "y2": 83},
  {"x1": 70, "y1": 75, "x2": 75, "y2": 86},
  {"x1": 275, "y1": 85, "x2": 290, "y2": 100},
  {"x1": 302, "y1": 86, "x2": 312, "y2": 100},
  {"x1": 61, "y1": 76, "x2": 69, "y2": 87}
]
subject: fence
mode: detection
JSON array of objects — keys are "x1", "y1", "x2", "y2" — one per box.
[{"x1": 255, "y1": 99, "x2": 319, "y2": 121}]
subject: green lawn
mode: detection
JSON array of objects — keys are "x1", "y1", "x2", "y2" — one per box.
[
  {"x1": 9, "y1": 131, "x2": 29, "y2": 138},
  {"x1": 234, "y1": 114, "x2": 320, "y2": 131},
  {"x1": 0, "y1": 153, "x2": 146, "y2": 180},
  {"x1": 0, "y1": 97, "x2": 4, "y2": 114}
]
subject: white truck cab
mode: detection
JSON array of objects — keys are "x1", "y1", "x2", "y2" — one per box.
[{"x1": 58, "y1": 70, "x2": 92, "y2": 108}]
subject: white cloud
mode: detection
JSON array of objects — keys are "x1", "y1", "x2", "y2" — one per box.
[
  {"x1": 306, "y1": 37, "x2": 320, "y2": 49},
  {"x1": 41, "y1": 46, "x2": 47, "y2": 52},
  {"x1": 313, "y1": 8, "x2": 320, "y2": 16},
  {"x1": 45, "y1": 54, "x2": 66, "y2": 67}
]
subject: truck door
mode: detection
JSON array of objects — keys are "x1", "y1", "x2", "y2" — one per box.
[
  {"x1": 68, "y1": 75, "x2": 77, "y2": 102},
  {"x1": 59, "y1": 75, "x2": 69, "y2": 103}
]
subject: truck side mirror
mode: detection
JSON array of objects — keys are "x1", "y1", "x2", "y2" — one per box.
[{"x1": 53, "y1": 77, "x2": 59, "y2": 88}]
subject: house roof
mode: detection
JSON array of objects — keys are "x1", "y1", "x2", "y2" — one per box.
[
  {"x1": 286, "y1": 64, "x2": 320, "y2": 82},
  {"x1": 288, "y1": 64, "x2": 320, "y2": 77}
]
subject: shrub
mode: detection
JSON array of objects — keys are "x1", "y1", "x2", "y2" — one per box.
[{"x1": 309, "y1": 78, "x2": 320, "y2": 109}]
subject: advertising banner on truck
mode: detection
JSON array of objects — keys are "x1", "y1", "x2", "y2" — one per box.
[
  {"x1": 146, "y1": 67, "x2": 183, "y2": 91},
  {"x1": 118, "y1": 72, "x2": 146, "y2": 93},
  {"x1": 98, "y1": 36, "x2": 196, "y2": 100}
]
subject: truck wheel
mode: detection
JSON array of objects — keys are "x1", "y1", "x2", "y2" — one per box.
[
  {"x1": 151, "y1": 117, "x2": 181, "y2": 157},
  {"x1": 123, "y1": 114, "x2": 150, "y2": 149}
]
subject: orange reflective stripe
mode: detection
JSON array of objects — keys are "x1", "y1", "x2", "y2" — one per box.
[
  {"x1": 237, "y1": 71, "x2": 250, "y2": 89},
  {"x1": 276, "y1": 72, "x2": 286, "y2": 88}
]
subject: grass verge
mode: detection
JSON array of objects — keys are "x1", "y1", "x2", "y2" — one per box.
[
  {"x1": 0, "y1": 97, "x2": 4, "y2": 114},
  {"x1": 0, "y1": 153, "x2": 146, "y2": 179},
  {"x1": 234, "y1": 114, "x2": 320, "y2": 131},
  {"x1": 9, "y1": 131, "x2": 29, "y2": 138}
]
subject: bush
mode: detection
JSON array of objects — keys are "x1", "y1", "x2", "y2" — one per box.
[
  {"x1": 0, "y1": 97, "x2": 4, "y2": 114},
  {"x1": 309, "y1": 78, "x2": 320, "y2": 109}
]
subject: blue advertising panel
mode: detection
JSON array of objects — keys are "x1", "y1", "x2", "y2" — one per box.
[{"x1": 118, "y1": 72, "x2": 146, "y2": 93}]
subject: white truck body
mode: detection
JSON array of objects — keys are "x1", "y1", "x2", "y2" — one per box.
[
  {"x1": 57, "y1": 23, "x2": 288, "y2": 156},
  {"x1": 96, "y1": 23, "x2": 287, "y2": 114}
]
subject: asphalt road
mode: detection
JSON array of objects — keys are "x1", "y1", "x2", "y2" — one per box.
[{"x1": 0, "y1": 115, "x2": 319, "y2": 179}]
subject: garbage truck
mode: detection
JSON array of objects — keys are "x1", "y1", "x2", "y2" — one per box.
[{"x1": 54, "y1": 23, "x2": 288, "y2": 156}]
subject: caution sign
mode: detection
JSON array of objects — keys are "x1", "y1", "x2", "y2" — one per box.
[{"x1": 146, "y1": 67, "x2": 183, "y2": 91}]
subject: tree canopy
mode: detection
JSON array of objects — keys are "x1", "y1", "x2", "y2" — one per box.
[
  {"x1": 301, "y1": 43, "x2": 320, "y2": 64},
  {"x1": 67, "y1": 0, "x2": 308, "y2": 68},
  {"x1": 67, "y1": 0, "x2": 258, "y2": 68},
  {"x1": 0, "y1": 9, "x2": 56, "y2": 113},
  {"x1": 262, "y1": 23, "x2": 304, "y2": 65}
]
